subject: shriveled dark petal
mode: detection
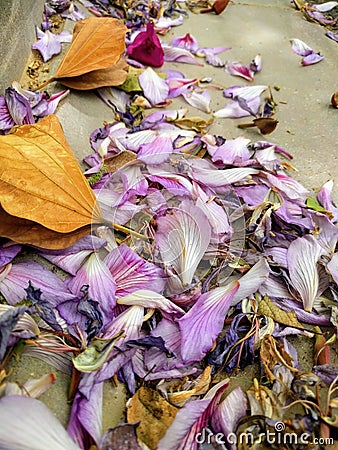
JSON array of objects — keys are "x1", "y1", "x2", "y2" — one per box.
[
  {"x1": 25, "y1": 282, "x2": 63, "y2": 332},
  {"x1": 313, "y1": 364, "x2": 338, "y2": 384},
  {"x1": 0, "y1": 305, "x2": 28, "y2": 361},
  {"x1": 126, "y1": 335, "x2": 174, "y2": 357}
]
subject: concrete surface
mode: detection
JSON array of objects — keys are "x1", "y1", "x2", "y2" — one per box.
[
  {"x1": 53, "y1": 0, "x2": 338, "y2": 199},
  {"x1": 3, "y1": 0, "x2": 338, "y2": 437},
  {"x1": 0, "y1": 0, "x2": 45, "y2": 93}
]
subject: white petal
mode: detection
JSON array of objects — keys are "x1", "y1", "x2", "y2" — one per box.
[
  {"x1": 0, "y1": 395, "x2": 81, "y2": 450},
  {"x1": 139, "y1": 67, "x2": 169, "y2": 106}
]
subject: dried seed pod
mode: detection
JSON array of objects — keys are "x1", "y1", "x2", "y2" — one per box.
[{"x1": 331, "y1": 91, "x2": 338, "y2": 108}]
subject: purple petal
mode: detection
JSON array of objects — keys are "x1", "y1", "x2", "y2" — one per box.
[
  {"x1": 266, "y1": 172, "x2": 311, "y2": 201},
  {"x1": 213, "y1": 100, "x2": 254, "y2": 118},
  {"x1": 210, "y1": 136, "x2": 251, "y2": 164},
  {"x1": 40, "y1": 235, "x2": 106, "y2": 276},
  {"x1": 104, "y1": 244, "x2": 166, "y2": 296},
  {"x1": 5, "y1": 87, "x2": 34, "y2": 126},
  {"x1": 0, "y1": 244, "x2": 21, "y2": 268},
  {"x1": 189, "y1": 162, "x2": 259, "y2": 189},
  {"x1": 313, "y1": 364, "x2": 338, "y2": 384},
  {"x1": 313, "y1": 1, "x2": 338, "y2": 12},
  {"x1": 232, "y1": 258, "x2": 270, "y2": 306},
  {"x1": 32, "y1": 27, "x2": 71, "y2": 62},
  {"x1": 155, "y1": 15, "x2": 184, "y2": 31},
  {"x1": 302, "y1": 52, "x2": 324, "y2": 65},
  {"x1": 178, "y1": 280, "x2": 240, "y2": 363},
  {"x1": 102, "y1": 305, "x2": 144, "y2": 342},
  {"x1": 145, "y1": 318, "x2": 185, "y2": 371},
  {"x1": 290, "y1": 38, "x2": 314, "y2": 56},
  {"x1": 326, "y1": 30, "x2": 338, "y2": 42},
  {"x1": 138, "y1": 67, "x2": 169, "y2": 105},
  {"x1": 192, "y1": 182, "x2": 232, "y2": 235},
  {"x1": 327, "y1": 253, "x2": 338, "y2": 284},
  {"x1": 68, "y1": 375, "x2": 103, "y2": 448},
  {"x1": 97, "y1": 87, "x2": 130, "y2": 113},
  {"x1": 235, "y1": 184, "x2": 269, "y2": 206},
  {"x1": 66, "y1": 253, "x2": 117, "y2": 320},
  {"x1": 0, "y1": 260, "x2": 75, "y2": 306},
  {"x1": 317, "y1": 180, "x2": 338, "y2": 222},
  {"x1": 158, "y1": 398, "x2": 212, "y2": 450},
  {"x1": 127, "y1": 22, "x2": 164, "y2": 68},
  {"x1": 287, "y1": 235, "x2": 324, "y2": 312},
  {"x1": 158, "y1": 379, "x2": 229, "y2": 450},
  {"x1": 0, "y1": 395, "x2": 81, "y2": 450},
  {"x1": 167, "y1": 77, "x2": 198, "y2": 98},
  {"x1": 0, "y1": 96, "x2": 15, "y2": 132},
  {"x1": 137, "y1": 136, "x2": 174, "y2": 164},
  {"x1": 40, "y1": 89, "x2": 69, "y2": 116},
  {"x1": 224, "y1": 84, "x2": 267, "y2": 100},
  {"x1": 211, "y1": 387, "x2": 247, "y2": 449}
]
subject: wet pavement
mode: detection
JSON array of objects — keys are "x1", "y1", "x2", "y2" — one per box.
[{"x1": 3, "y1": 0, "x2": 338, "y2": 437}]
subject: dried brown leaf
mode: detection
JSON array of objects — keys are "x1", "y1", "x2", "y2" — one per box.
[
  {"x1": 55, "y1": 17, "x2": 126, "y2": 79},
  {"x1": 104, "y1": 150, "x2": 137, "y2": 173},
  {"x1": 260, "y1": 335, "x2": 297, "y2": 382},
  {"x1": 127, "y1": 386, "x2": 178, "y2": 450},
  {"x1": 0, "y1": 115, "x2": 103, "y2": 249},
  {"x1": 0, "y1": 207, "x2": 90, "y2": 249}
]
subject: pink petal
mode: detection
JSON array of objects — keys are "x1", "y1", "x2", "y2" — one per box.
[
  {"x1": 170, "y1": 33, "x2": 199, "y2": 54},
  {"x1": 162, "y1": 44, "x2": 204, "y2": 66},
  {"x1": 225, "y1": 61, "x2": 254, "y2": 81},
  {"x1": 127, "y1": 22, "x2": 164, "y2": 68}
]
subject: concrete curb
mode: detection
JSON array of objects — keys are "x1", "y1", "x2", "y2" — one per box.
[{"x1": 0, "y1": 0, "x2": 45, "y2": 92}]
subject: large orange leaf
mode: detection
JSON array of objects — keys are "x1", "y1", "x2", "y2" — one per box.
[
  {"x1": 39, "y1": 17, "x2": 128, "y2": 90},
  {"x1": 0, "y1": 115, "x2": 103, "y2": 249},
  {"x1": 57, "y1": 56, "x2": 129, "y2": 90},
  {"x1": 55, "y1": 17, "x2": 126, "y2": 79}
]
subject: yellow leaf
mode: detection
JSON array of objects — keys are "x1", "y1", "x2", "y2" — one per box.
[
  {"x1": 0, "y1": 115, "x2": 102, "y2": 249},
  {"x1": 127, "y1": 386, "x2": 178, "y2": 450},
  {"x1": 257, "y1": 295, "x2": 304, "y2": 329},
  {"x1": 39, "y1": 17, "x2": 128, "y2": 90}
]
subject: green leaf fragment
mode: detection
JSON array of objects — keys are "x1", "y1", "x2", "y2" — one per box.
[
  {"x1": 306, "y1": 196, "x2": 326, "y2": 212},
  {"x1": 73, "y1": 330, "x2": 124, "y2": 372}
]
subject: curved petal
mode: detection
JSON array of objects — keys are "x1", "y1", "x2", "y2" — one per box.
[
  {"x1": 0, "y1": 395, "x2": 81, "y2": 450},
  {"x1": 178, "y1": 280, "x2": 240, "y2": 363},
  {"x1": 138, "y1": 67, "x2": 169, "y2": 105},
  {"x1": 155, "y1": 201, "x2": 211, "y2": 287},
  {"x1": 287, "y1": 235, "x2": 324, "y2": 312}
]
